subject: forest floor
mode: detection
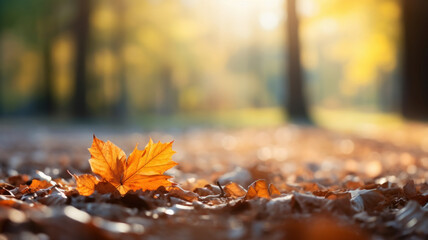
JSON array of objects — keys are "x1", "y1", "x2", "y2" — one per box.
[{"x1": 0, "y1": 123, "x2": 427, "y2": 239}]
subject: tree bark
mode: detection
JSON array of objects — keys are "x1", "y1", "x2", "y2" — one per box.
[
  {"x1": 286, "y1": 0, "x2": 311, "y2": 123},
  {"x1": 72, "y1": 0, "x2": 91, "y2": 118},
  {"x1": 401, "y1": 0, "x2": 428, "y2": 120}
]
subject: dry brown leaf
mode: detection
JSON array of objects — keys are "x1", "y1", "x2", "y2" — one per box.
[
  {"x1": 74, "y1": 135, "x2": 177, "y2": 196},
  {"x1": 95, "y1": 181, "x2": 121, "y2": 196},
  {"x1": 29, "y1": 179, "x2": 53, "y2": 190},
  {"x1": 268, "y1": 183, "x2": 281, "y2": 197},
  {"x1": 246, "y1": 179, "x2": 270, "y2": 200},
  {"x1": 169, "y1": 186, "x2": 198, "y2": 202},
  {"x1": 346, "y1": 181, "x2": 363, "y2": 190},
  {"x1": 7, "y1": 175, "x2": 30, "y2": 186},
  {"x1": 205, "y1": 184, "x2": 222, "y2": 195},
  {"x1": 224, "y1": 182, "x2": 246, "y2": 198},
  {"x1": 193, "y1": 187, "x2": 215, "y2": 196},
  {"x1": 302, "y1": 182, "x2": 326, "y2": 192},
  {"x1": 403, "y1": 180, "x2": 417, "y2": 198},
  {"x1": 74, "y1": 174, "x2": 99, "y2": 196},
  {"x1": 0, "y1": 196, "x2": 33, "y2": 210}
]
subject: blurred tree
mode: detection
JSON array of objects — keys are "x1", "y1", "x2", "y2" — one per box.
[
  {"x1": 39, "y1": 0, "x2": 57, "y2": 116},
  {"x1": 157, "y1": 65, "x2": 177, "y2": 115},
  {"x1": 0, "y1": 0, "x2": 48, "y2": 115},
  {"x1": 286, "y1": 0, "x2": 311, "y2": 123},
  {"x1": 0, "y1": 1, "x2": 4, "y2": 116},
  {"x1": 300, "y1": 0, "x2": 401, "y2": 113},
  {"x1": 0, "y1": 0, "x2": 289, "y2": 118},
  {"x1": 401, "y1": 0, "x2": 428, "y2": 120},
  {"x1": 72, "y1": 0, "x2": 91, "y2": 118},
  {"x1": 112, "y1": 0, "x2": 127, "y2": 120}
]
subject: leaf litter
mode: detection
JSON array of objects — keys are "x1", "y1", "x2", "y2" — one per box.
[{"x1": 0, "y1": 126, "x2": 427, "y2": 239}]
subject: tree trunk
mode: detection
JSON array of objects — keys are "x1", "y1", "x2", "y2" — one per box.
[
  {"x1": 37, "y1": 1, "x2": 58, "y2": 116},
  {"x1": 72, "y1": 0, "x2": 91, "y2": 118},
  {"x1": 286, "y1": 0, "x2": 311, "y2": 123},
  {"x1": 112, "y1": 0, "x2": 127, "y2": 121},
  {"x1": 41, "y1": 35, "x2": 55, "y2": 115},
  {"x1": 401, "y1": 0, "x2": 428, "y2": 120},
  {"x1": 0, "y1": 3, "x2": 4, "y2": 117}
]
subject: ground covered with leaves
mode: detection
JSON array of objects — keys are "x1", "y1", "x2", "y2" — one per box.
[{"x1": 0, "y1": 124, "x2": 427, "y2": 239}]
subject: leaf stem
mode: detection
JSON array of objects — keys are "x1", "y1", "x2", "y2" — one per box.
[{"x1": 216, "y1": 181, "x2": 225, "y2": 197}]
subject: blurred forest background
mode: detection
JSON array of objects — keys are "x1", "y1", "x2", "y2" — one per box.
[{"x1": 0, "y1": 0, "x2": 427, "y2": 129}]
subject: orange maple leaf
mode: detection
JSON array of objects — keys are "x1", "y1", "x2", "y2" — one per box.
[{"x1": 74, "y1": 135, "x2": 177, "y2": 196}]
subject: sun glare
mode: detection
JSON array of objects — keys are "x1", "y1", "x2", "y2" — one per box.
[
  {"x1": 297, "y1": 0, "x2": 318, "y2": 17},
  {"x1": 259, "y1": 11, "x2": 281, "y2": 30}
]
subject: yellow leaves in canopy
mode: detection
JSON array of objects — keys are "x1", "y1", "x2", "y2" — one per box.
[{"x1": 75, "y1": 135, "x2": 177, "y2": 196}]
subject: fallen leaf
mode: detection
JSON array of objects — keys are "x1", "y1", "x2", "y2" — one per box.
[
  {"x1": 246, "y1": 179, "x2": 270, "y2": 200},
  {"x1": 38, "y1": 187, "x2": 68, "y2": 206},
  {"x1": 29, "y1": 179, "x2": 53, "y2": 191},
  {"x1": 204, "y1": 184, "x2": 222, "y2": 195},
  {"x1": 7, "y1": 175, "x2": 30, "y2": 186},
  {"x1": 95, "y1": 181, "x2": 121, "y2": 196},
  {"x1": 0, "y1": 196, "x2": 34, "y2": 210},
  {"x1": 224, "y1": 182, "x2": 246, "y2": 198},
  {"x1": 74, "y1": 174, "x2": 99, "y2": 196},
  {"x1": 169, "y1": 186, "x2": 198, "y2": 202},
  {"x1": 350, "y1": 189, "x2": 385, "y2": 212},
  {"x1": 301, "y1": 182, "x2": 326, "y2": 192},
  {"x1": 74, "y1": 136, "x2": 177, "y2": 196},
  {"x1": 346, "y1": 181, "x2": 363, "y2": 190},
  {"x1": 403, "y1": 180, "x2": 417, "y2": 198},
  {"x1": 292, "y1": 192, "x2": 327, "y2": 213},
  {"x1": 268, "y1": 183, "x2": 281, "y2": 197},
  {"x1": 193, "y1": 187, "x2": 215, "y2": 196}
]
